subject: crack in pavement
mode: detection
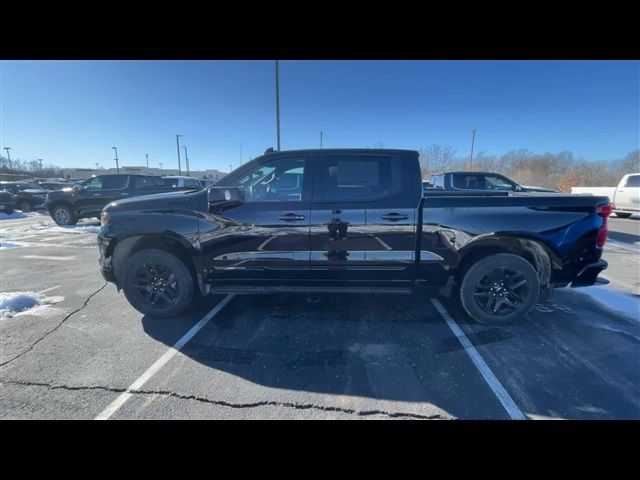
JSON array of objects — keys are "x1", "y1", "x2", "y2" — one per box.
[
  {"x1": 0, "y1": 379, "x2": 448, "y2": 420},
  {"x1": 0, "y1": 282, "x2": 109, "y2": 368}
]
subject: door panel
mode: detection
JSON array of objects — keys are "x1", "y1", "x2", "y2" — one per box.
[
  {"x1": 309, "y1": 153, "x2": 417, "y2": 283},
  {"x1": 202, "y1": 157, "x2": 312, "y2": 283}
]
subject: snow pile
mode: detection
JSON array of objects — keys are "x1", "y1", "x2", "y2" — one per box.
[
  {"x1": 0, "y1": 241, "x2": 30, "y2": 249},
  {"x1": 0, "y1": 292, "x2": 48, "y2": 319},
  {"x1": 569, "y1": 285, "x2": 640, "y2": 324},
  {"x1": 0, "y1": 211, "x2": 43, "y2": 221},
  {"x1": 27, "y1": 220, "x2": 100, "y2": 235}
]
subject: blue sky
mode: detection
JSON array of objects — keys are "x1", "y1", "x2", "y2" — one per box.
[{"x1": 1, "y1": 60, "x2": 638, "y2": 172}]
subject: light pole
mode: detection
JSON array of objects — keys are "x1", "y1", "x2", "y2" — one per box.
[
  {"x1": 95, "y1": 163, "x2": 100, "y2": 175},
  {"x1": 229, "y1": 164, "x2": 233, "y2": 173},
  {"x1": 183, "y1": 146, "x2": 189, "y2": 176},
  {"x1": 275, "y1": 60, "x2": 281, "y2": 150},
  {"x1": 240, "y1": 144, "x2": 243, "y2": 165},
  {"x1": 469, "y1": 129, "x2": 477, "y2": 172},
  {"x1": 176, "y1": 135, "x2": 183, "y2": 175},
  {"x1": 145, "y1": 153, "x2": 149, "y2": 169},
  {"x1": 37, "y1": 159, "x2": 43, "y2": 173},
  {"x1": 320, "y1": 131, "x2": 323, "y2": 149},
  {"x1": 3, "y1": 147, "x2": 11, "y2": 170},
  {"x1": 112, "y1": 146, "x2": 119, "y2": 174},
  {"x1": 159, "y1": 162, "x2": 163, "y2": 175}
]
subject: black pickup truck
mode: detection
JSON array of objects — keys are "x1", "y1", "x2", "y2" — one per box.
[
  {"x1": 97, "y1": 148, "x2": 611, "y2": 325},
  {"x1": 428, "y1": 172, "x2": 559, "y2": 193},
  {"x1": 46, "y1": 174, "x2": 197, "y2": 225}
]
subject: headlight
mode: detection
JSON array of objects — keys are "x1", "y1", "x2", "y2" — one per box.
[{"x1": 100, "y1": 211, "x2": 110, "y2": 226}]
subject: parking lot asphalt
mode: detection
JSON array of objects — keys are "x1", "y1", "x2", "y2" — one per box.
[{"x1": 1, "y1": 213, "x2": 639, "y2": 419}]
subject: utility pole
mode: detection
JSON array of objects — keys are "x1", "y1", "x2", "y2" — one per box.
[
  {"x1": 469, "y1": 129, "x2": 477, "y2": 172},
  {"x1": 145, "y1": 153, "x2": 149, "y2": 168},
  {"x1": 95, "y1": 163, "x2": 100, "y2": 175},
  {"x1": 37, "y1": 159, "x2": 43, "y2": 172},
  {"x1": 183, "y1": 146, "x2": 189, "y2": 176},
  {"x1": 176, "y1": 135, "x2": 183, "y2": 175},
  {"x1": 3, "y1": 147, "x2": 11, "y2": 170},
  {"x1": 275, "y1": 60, "x2": 281, "y2": 151},
  {"x1": 112, "y1": 146, "x2": 119, "y2": 174},
  {"x1": 159, "y1": 162, "x2": 163, "y2": 175},
  {"x1": 320, "y1": 131, "x2": 323, "y2": 149}
]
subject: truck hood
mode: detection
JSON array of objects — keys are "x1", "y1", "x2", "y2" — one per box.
[{"x1": 105, "y1": 189, "x2": 209, "y2": 213}]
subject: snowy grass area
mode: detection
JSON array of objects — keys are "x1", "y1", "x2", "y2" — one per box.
[
  {"x1": 567, "y1": 285, "x2": 640, "y2": 324},
  {"x1": 0, "y1": 291, "x2": 64, "y2": 319}
]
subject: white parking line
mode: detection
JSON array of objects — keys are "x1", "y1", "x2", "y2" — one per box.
[
  {"x1": 38, "y1": 285, "x2": 61, "y2": 294},
  {"x1": 430, "y1": 298, "x2": 526, "y2": 420},
  {"x1": 94, "y1": 294, "x2": 236, "y2": 420}
]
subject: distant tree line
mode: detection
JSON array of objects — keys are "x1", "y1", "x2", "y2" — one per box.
[
  {"x1": 419, "y1": 147, "x2": 640, "y2": 192},
  {"x1": 0, "y1": 156, "x2": 67, "y2": 178}
]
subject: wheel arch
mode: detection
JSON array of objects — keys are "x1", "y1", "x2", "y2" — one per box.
[
  {"x1": 110, "y1": 233, "x2": 203, "y2": 294},
  {"x1": 455, "y1": 234, "x2": 558, "y2": 289}
]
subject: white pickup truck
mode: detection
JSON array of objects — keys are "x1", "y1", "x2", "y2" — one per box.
[{"x1": 572, "y1": 173, "x2": 640, "y2": 218}]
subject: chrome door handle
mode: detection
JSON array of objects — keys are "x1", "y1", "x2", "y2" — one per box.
[{"x1": 279, "y1": 213, "x2": 305, "y2": 221}]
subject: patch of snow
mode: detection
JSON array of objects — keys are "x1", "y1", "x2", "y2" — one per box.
[
  {"x1": 0, "y1": 211, "x2": 43, "y2": 220},
  {"x1": 0, "y1": 241, "x2": 30, "y2": 249},
  {"x1": 26, "y1": 220, "x2": 100, "y2": 235},
  {"x1": 0, "y1": 291, "x2": 63, "y2": 319},
  {"x1": 567, "y1": 285, "x2": 640, "y2": 324}
]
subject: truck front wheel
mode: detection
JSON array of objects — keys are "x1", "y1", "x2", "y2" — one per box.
[
  {"x1": 459, "y1": 253, "x2": 540, "y2": 325},
  {"x1": 51, "y1": 204, "x2": 78, "y2": 225},
  {"x1": 121, "y1": 249, "x2": 194, "y2": 318}
]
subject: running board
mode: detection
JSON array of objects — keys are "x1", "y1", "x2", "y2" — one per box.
[{"x1": 211, "y1": 285, "x2": 413, "y2": 295}]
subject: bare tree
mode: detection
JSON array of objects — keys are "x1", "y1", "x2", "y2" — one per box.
[{"x1": 419, "y1": 144, "x2": 457, "y2": 179}]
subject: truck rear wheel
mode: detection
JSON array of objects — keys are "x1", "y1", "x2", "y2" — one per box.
[
  {"x1": 459, "y1": 253, "x2": 540, "y2": 325},
  {"x1": 121, "y1": 249, "x2": 194, "y2": 318}
]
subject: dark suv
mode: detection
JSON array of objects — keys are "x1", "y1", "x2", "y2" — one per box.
[{"x1": 46, "y1": 174, "x2": 185, "y2": 225}]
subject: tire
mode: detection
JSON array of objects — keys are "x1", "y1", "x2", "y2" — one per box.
[
  {"x1": 459, "y1": 253, "x2": 540, "y2": 325},
  {"x1": 121, "y1": 249, "x2": 194, "y2": 318},
  {"x1": 18, "y1": 200, "x2": 33, "y2": 212},
  {"x1": 615, "y1": 212, "x2": 632, "y2": 218},
  {"x1": 51, "y1": 204, "x2": 78, "y2": 226}
]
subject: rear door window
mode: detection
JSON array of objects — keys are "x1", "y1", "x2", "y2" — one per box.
[
  {"x1": 133, "y1": 176, "x2": 164, "y2": 189},
  {"x1": 106, "y1": 176, "x2": 129, "y2": 190},
  {"x1": 313, "y1": 155, "x2": 401, "y2": 202},
  {"x1": 624, "y1": 175, "x2": 640, "y2": 187}
]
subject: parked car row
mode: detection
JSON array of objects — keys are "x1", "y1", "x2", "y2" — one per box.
[
  {"x1": 45, "y1": 174, "x2": 204, "y2": 225},
  {"x1": 0, "y1": 181, "x2": 51, "y2": 212}
]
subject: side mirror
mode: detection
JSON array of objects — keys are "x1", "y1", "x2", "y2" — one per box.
[
  {"x1": 208, "y1": 186, "x2": 244, "y2": 205},
  {"x1": 73, "y1": 185, "x2": 84, "y2": 192},
  {"x1": 514, "y1": 185, "x2": 523, "y2": 192}
]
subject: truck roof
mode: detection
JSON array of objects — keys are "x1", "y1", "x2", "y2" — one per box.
[{"x1": 261, "y1": 148, "x2": 419, "y2": 157}]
